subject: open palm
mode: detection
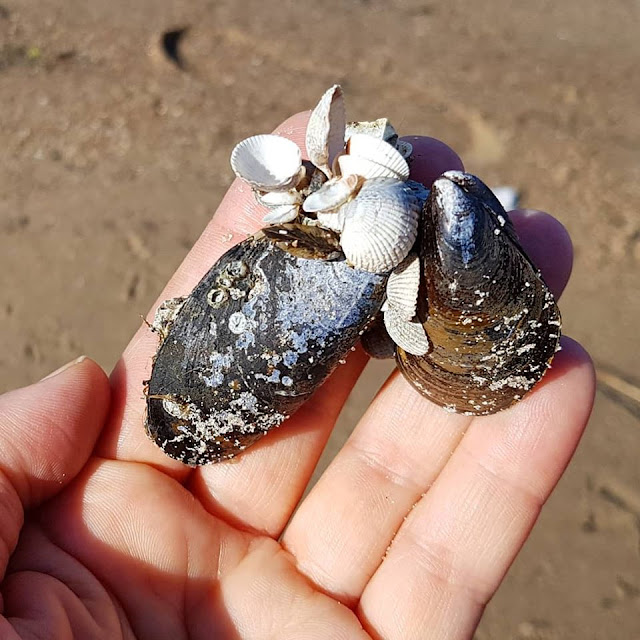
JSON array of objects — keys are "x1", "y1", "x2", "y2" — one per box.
[{"x1": 0, "y1": 114, "x2": 595, "y2": 640}]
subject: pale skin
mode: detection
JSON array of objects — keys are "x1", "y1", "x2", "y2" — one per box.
[{"x1": 0, "y1": 113, "x2": 596, "y2": 640}]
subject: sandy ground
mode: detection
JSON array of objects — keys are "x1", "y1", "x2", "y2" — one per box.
[{"x1": 1, "y1": 0, "x2": 639, "y2": 637}]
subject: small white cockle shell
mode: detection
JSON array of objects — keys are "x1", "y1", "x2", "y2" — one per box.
[
  {"x1": 383, "y1": 306, "x2": 430, "y2": 356},
  {"x1": 339, "y1": 177, "x2": 420, "y2": 273},
  {"x1": 302, "y1": 174, "x2": 361, "y2": 214},
  {"x1": 231, "y1": 134, "x2": 303, "y2": 192},
  {"x1": 257, "y1": 189, "x2": 303, "y2": 207},
  {"x1": 306, "y1": 85, "x2": 346, "y2": 179},
  {"x1": 316, "y1": 205, "x2": 348, "y2": 233},
  {"x1": 386, "y1": 252, "x2": 421, "y2": 321},
  {"x1": 262, "y1": 204, "x2": 299, "y2": 224},
  {"x1": 339, "y1": 133, "x2": 410, "y2": 181}
]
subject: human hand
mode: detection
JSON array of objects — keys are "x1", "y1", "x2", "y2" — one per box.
[{"x1": 0, "y1": 113, "x2": 595, "y2": 639}]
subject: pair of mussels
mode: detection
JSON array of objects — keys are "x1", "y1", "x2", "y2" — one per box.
[{"x1": 145, "y1": 172, "x2": 561, "y2": 466}]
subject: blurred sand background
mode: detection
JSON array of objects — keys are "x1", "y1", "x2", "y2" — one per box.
[{"x1": 1, "y1": 0, "x2": 639, "y2": 637}]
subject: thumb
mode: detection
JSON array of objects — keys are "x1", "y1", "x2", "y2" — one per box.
[{"x1": 0, "y1": 357, "x2": 110, "y2": 578}]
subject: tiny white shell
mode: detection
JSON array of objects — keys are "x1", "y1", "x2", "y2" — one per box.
[
  {"x1": 262, "y1": 204, "x2": 300, "y2": 224},
  {"x1": 345, "y1": 118, "x2": 398, "y2": 145},
  {"x1": 302, "y1": 174, "x2": 361, "y2": 213},
  {"x1": 386, "y1": 252, "x2": 421, "y2": 321},
  {"x1": 231, "y1": 134, "x2": 302, "y2": 192},
  {"x1": 339, "y1": 178, "x2": 420, "y2": 273},
  {"x1": 383, "y1": 306, "x2": 430, "y2": 356},
  {"x1": 306, "y1": 85, "x2": 346, "y2": 179},
  {"x1": 257, "y1": 189, "x2": 303, "y2": 208},
  {"x1": 339, "y1": 134, "x2": 410, "y2": 181},
  {"x1": 316, "y1": 205, "x2": 348, "y2": 233}
]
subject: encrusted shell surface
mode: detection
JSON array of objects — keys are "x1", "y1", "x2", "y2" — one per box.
[
  {"x1": 339, "y1": 178, "x2": 421, "y2": 273},
  {"x1": 306, "y1": 84, "x2": 346, "y2": 179},
  {"x1": 231, "y1": 134, "x2": 302, "y2": 191},
  {"x1": 396, "y1": 171, "x2": 562, "y2": 415},
  {"x1": 146, "y1": 232, "x2": 387, "y2": 465}
]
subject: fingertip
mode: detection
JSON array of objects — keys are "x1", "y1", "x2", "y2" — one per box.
[
  {"x1": 509, "y1": 209, "x2": 574, "y2": 299},
  {"x1": 0, "y1": 356, "x2": 111, "y2": 506},
  {"x1": 273, "y1": 110, "x2": 312, "y2": 154},
  {"x1": 401, "y1": 136, "x2": 464, "y2": 187}
]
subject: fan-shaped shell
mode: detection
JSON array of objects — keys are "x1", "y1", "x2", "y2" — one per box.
[
  {"x1": 302, "y1": 174, "x2": 361, "y2": 214},
  {"x1": 306, "y1": 85, "x2": 346, "y2": 179},
  {"x1": 231, "y1": 134, "x2": 302, "y2": 192},
  {"x1": 386, "y1": 252, "x2": 421, "y2": 321},
  {"x1": 339, "y1": 178, "x2": 421, "y2": 273},
  {"x1": 396, "y1": 172, "x2": 561, "y2": 415},
  {"x1": 383, "y1": 306, "x2": 430, "y2": 356},
  {"x1": 342, "y1": 133, "x2": 410, "y2": 181}
]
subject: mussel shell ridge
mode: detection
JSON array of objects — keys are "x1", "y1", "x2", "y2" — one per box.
[
  {"x1": 396, "y1": 172, "x2": 562, "y2": 415},
  {"x1": 146, "y1": 234, "x2": 387, "y2": 465}
]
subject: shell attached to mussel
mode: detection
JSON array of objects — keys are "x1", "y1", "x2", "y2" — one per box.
[
  {"x1": 394, "y1": 171, "x2": 561, "y2": 415},
  {"x1": 145, "y1": 84, "x2": 428, "y2": 465},
  {"x1": 145, "y1": 84, "x2": 562, "y2": 467}
]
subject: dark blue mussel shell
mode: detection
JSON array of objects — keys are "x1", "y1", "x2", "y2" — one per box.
[
  {"x1": 146, "y1": 230, "x2": 387, "y2": 466},
  {"x1": 396, "y1": 172, "x2": 561, "y2": 414}
]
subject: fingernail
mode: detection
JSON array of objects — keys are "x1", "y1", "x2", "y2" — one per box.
[{"x1": 41, "y1": 356, "x2": 89, "y2": 381}]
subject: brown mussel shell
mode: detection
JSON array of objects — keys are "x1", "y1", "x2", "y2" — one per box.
[
  {"x1": 396, "y1": 171, "x2": 561, "y2": 415},
  {"x1": 146, "y1": 228, "x2": 387, "y2": 465}
]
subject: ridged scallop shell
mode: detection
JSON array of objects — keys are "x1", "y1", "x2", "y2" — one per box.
[
  {"x1": 306, "y1": 85, "x2": 346, "y2": 179},
  {"x1": 231, "y1": 134, "x2": 302, "y2": 192},
  {"x1": 344, "y1": 133, "x2": 410, "y2": 181},
  {"x1": 386, "y1": 252, "x2": 421, "y2": 321},
  {"x1": 339, "y1": 178, "x2": 421, "y2": 273},
  {"x1": 383, "y1": 306, "x2": 430, "y2": 356},
  {"x1": 302, "y1": 174, "x2": 361, "y2": 214},
  {"x1": 396, "y1": 171, "x2": 562, "y2": 415}
]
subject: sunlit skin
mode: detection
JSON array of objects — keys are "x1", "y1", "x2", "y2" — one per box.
[{"x1": 0, "y1": 113, "x2": 595, "y2": 640}]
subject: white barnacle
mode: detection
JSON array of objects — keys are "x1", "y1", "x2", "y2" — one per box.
[{"x1": 228, "y1": 312, "x2": 248, "y2": 335}]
